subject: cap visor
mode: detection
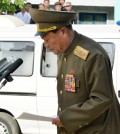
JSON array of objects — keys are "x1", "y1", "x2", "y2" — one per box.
[{"x1": 35, "y1": 32, "x2": 47, "y2": 36}]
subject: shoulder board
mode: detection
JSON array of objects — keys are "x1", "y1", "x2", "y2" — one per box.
[{"x1": 74, "y1": 46, "x2": 89, "y2": 60}]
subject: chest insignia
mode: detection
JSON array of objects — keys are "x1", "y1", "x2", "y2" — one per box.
[
  {"x1": 64, "y1": 70, "x2": 75, "y2": 92},
  {"x1": 65, "y1": 74, "x2": 75, "y2": 92},
  {"x1": 74, "y1": 46, "x2": 89, "y2": 60}
]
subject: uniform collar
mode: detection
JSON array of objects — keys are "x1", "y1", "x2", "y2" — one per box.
[{"x1": 63, "y1": 31, "x2": 81, "y2": 57}]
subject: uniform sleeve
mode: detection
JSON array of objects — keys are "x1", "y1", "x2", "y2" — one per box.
[{"x1": 59, "y1": 53, "x2": 113, "y2": 133}]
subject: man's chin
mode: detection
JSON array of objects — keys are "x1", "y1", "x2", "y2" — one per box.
[{"x1": 52, "y1": 50, "x2": 61, "y2": 55}]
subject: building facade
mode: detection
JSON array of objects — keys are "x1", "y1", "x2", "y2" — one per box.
[{"x1": 27, "y1": 0, "x2": 114, "y2": 24}]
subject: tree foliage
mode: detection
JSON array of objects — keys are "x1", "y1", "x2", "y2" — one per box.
[{"x1": 0, "y1": 0, "x2": 27, "y2": 13}]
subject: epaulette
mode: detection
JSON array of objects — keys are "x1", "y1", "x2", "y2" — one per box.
[{"x1": 74, "y1": 46, "x2": 89, "y2": 60}]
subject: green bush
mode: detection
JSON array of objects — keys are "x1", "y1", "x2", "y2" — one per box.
[{"x1": 0, "y1": 0, "x2": 26, "y2": 14}]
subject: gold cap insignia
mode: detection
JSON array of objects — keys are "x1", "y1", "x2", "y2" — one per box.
[
  {"x1": 74, "y1": 46, "x2": 89, "y2": 60},
  {"x1": 37, "y1": 24, "x2": 57, "y2": 32}
]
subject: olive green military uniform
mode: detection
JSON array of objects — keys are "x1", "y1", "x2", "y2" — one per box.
[{"x1": 57, "y1": 31, "x2": 120, "y2": 134}]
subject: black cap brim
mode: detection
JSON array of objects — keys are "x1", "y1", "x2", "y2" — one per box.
[{"x1": 35, "y1": 32, "x2": 48, "y2": 36}]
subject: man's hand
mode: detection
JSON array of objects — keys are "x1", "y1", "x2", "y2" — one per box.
[{"x1": 52, "y1": 116, "x2": 64, "y2": 127}]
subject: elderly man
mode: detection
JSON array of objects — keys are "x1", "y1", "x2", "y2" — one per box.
[{"x1": 30, "y1": 9, "x2": 120, "y2": 134}]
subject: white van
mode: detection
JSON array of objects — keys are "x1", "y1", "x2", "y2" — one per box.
[{"x1": 0, "y1": 15, "x2": 120, "y2": 134}]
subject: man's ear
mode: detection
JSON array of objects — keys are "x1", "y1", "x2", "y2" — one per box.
[{"x1": 59, "y1": 27, "x2": 68, "y2": 35}]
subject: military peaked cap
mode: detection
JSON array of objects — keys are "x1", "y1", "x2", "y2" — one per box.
[{"x1": 29, "y1": 8, "x2": 76, "y2": 36}]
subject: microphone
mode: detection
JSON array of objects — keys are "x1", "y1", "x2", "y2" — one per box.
[
  {"x1": 0, "y1": 58, "x2": 8, "y2": 76},
  {"x1": 1, "y1": 58, "x2": 23, "y2": 82},
  {"x1": 0, "y1": 79, "x2": 7, "y2": 89},
  {"x1": 0, "y1": 58, "x2": 13, "y2": 76},
  {"x1": 0, "y1": 58, "x2": 7, "y2": 65}
]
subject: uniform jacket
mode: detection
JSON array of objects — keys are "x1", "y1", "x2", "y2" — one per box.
[{"x1": 57, "y1": 31, "x2": 120, "y2": 134}]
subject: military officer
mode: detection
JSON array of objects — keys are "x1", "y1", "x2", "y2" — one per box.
[{"x1": 30, "y1": 9, "x2": 120, "y2": 134}]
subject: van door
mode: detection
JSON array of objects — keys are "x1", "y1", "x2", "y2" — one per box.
[
  {"x1": 36, "y1": 44, "x2": 57, "y2": 134},
  {"x1": 94, "y1": 39, "x2": 119, "y2": 102}
]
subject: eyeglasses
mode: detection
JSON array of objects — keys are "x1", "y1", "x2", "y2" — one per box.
[{"x1": 65, "y1": 5, "x2": 71, "y2": 7}]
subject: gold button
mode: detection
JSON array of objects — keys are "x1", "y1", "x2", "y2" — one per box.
[
  {"x1": 79, "y1": 125, "x2": 82, "y2": 128},
  {"x1": 61, "y1": 74, "x2": 64, "y2": 78},
  {"x1": 60, "y1": 91, "x2": 62, "y2": 94},
  {"x1": 64, "y1": 58, "x2": 67, "y2": 62},
  {"x1": 59, "y1": 107, "x2": 61, "y2": 111}
]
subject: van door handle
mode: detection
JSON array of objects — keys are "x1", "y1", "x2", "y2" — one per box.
[{"x1": 46, "y1": 64, "x2": 50, "y2": 68}]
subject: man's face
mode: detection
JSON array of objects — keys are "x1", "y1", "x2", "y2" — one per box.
[
  {"x1": 59, "y1": 0, "x2": 65, "y2": 5},
  {"x1": 44, "y1": 1, "x2": 50, "y2": 9},
  {"x1": 65, "y1": 3, "x2": 72, "y2": 11},
  {"x1": 39, "y1": 4, "x2": 45, "y2": 10},
  {"x1": 41, "y1": 28, "x2": 68, "y2": 55},
  {"x1": 55, "y1": 5, "x2": 62, "y2": 11},
  {"x1": 26, "y1": 4, "x2": 32, "y2": 12}
]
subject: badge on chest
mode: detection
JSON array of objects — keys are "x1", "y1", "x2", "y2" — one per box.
[{"x1": 65, "y1": 70, "x2": 75, "y2": 92}]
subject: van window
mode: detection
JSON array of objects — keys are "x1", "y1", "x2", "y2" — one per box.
[
  {"x1": 41, "y1": 42, "x2": 115, "y2": 77},
  {"x1": 41, "y1": 45, "x2": 57, "y2": 77},
  {"x1": 98, "y1": 42, "x2": 115, "y2": 68},
  {"x1": 0, "y1": 41, "x2": 34, "y2": 76},
  {"x1": 79, "y1": 13, "x2": 107, "y2": 24}
]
